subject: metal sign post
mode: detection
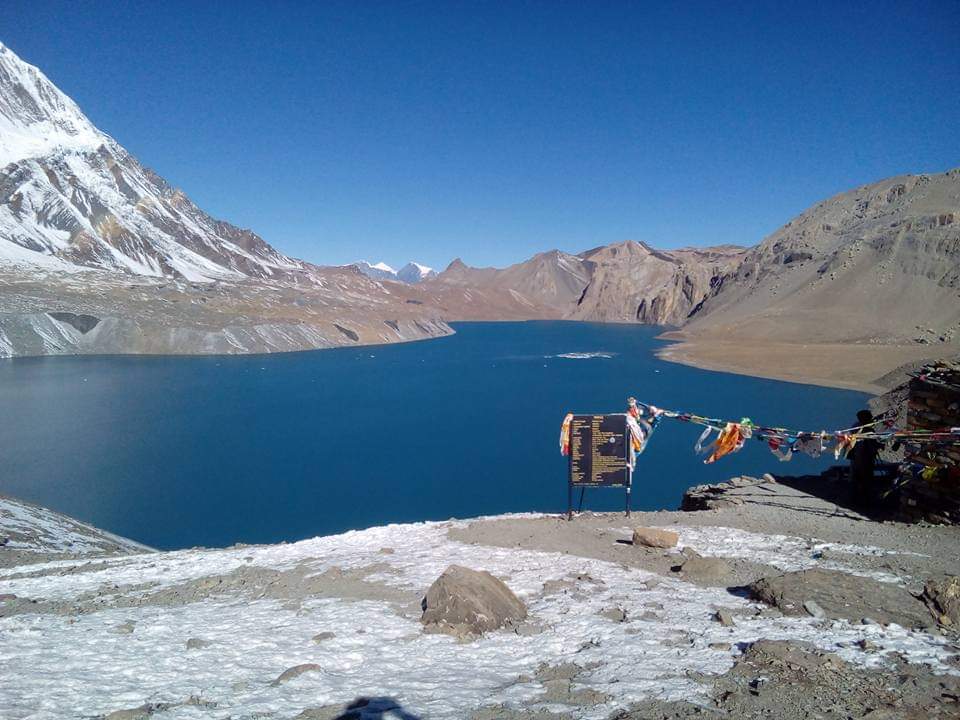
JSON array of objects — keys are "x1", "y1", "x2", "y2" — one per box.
[{"x1": 567, "y1": 414, "x2": 632, "y2": 519}]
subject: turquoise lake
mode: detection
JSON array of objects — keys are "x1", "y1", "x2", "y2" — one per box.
[{"x1": 0, "y1": 321, "x2": 868, "y2": 550}]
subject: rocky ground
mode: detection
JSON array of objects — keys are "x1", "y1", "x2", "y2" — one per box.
[
  {"x1": 0, "y1": 267, "x2": 452, "y2": 357},
  {"x1": 1, "y1": 478, "x2": 959, "y2": 720}
]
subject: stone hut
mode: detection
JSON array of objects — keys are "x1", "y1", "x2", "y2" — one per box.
[{"x1": 898, "y1": 361, "x2": 960, "y2": 524}]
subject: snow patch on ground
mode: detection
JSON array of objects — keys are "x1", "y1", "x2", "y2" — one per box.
[
  {"x1": 666, "y1": 525, "x2": 917, "y2": 585},
  {"x1": 1, "y1": 516, "x2": 956, "y2": 719},
  {"x1": 0, "y1": 496, "x2": 150, "y2": 556}
]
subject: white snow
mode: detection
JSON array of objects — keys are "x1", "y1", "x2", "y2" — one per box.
[
  {"x1": 353, "y1": 261, "x2": 438, "y2": 284},
  {"x1": 0, "y1": 42, "x2": 304, "y2": 283},
  {"x1": 0, "y1": 237, "x2": 88, "y2": 273},
  {"x1": 665, "y1": 525, "x2": 920, "y2": 585},
  {"x1": 0, "y1": 43, "x2": 107, "y2": 168},
  {"x1": 0, "y1": 496, "x2": 151, "y2": 555},
  {"x1": 406, "y1": 262, "x2": 432, "y2": 275},
  {"x1": 1, "y1": 515, "x2": 956, "y2": 719}
]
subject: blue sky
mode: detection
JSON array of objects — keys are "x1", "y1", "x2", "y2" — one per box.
[{"x1": 2, "y1": 1, "x2": 958, "y2": 270}]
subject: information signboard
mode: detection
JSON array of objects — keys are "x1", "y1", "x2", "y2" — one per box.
[{"x1": 567, "y1": 414, "x2": 632, "y2": 518}]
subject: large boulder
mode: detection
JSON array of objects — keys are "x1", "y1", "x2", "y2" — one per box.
[
  {"x1": 674, "y1": 552, "x2": 732, "y2": 584},
  {"x1": 750, "y1": 569, "x2": 931, "y2": 628},
  {"x1": 921, "y1": 576, "x2": 960, "y2": 627},
  {"x1": 421, "y1": 565, "x2": 526, "y2": 638},
  {"x1": 631, "y1": 527, "x2": 679, "y2": 548}
]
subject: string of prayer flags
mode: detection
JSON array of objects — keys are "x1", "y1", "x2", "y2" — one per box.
[{"x1": 557, "y1": 398, "x2": 960, "y2": 466}]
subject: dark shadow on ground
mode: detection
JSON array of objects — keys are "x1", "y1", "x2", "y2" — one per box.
[
  {"x1": 773, "y1": 464, "x2": 900, "y2": 522},
  {"x1": 333, "y1": 696, "x2": 422, "y2": 719}
]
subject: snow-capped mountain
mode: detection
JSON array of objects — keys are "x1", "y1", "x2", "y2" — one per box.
[
  {"x1": 351, "y1": 260, "x2": 436, "y2": 283},
  {"x1": 0, "y1": 41, "x2": 305, "y2": 281},
  {"x1": 397, "y1": 261, "x2": 436, "y2": 283},
  {"x1": 351, "y1": 260, "x2": 397, "y2": 281}
]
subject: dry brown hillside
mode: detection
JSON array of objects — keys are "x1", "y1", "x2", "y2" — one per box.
[
  {"x1": 685, "y1": 168, "x2": 960, "y2": 345},
  {"x1": 428, "y1": 168, "x2": 960, "y2": 391}
]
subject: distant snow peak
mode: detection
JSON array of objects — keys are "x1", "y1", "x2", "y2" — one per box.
[
  {"x1": 397, "y1": 262, "x2": 436, "y2": 284},
  {"x1": 352, "y1": 261, "x2": 397, "y2": 281},
  {"x1": 352, "y1": 260, "x2": 437, "y2": 284}
]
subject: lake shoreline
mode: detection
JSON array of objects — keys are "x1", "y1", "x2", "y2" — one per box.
[
  {"x1": 654, "y1": 331, "x2": 954, "y2": 396},
  {"x1": 4, "y1": 313, "x2": 931, "y2": 396}
]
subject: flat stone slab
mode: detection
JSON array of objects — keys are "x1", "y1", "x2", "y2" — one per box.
[{"x1": 750, "y1": 569, "x2": 932, "y2": 629}]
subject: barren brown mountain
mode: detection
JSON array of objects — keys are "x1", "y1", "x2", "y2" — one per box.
[
  {"x1": 425, "y1": 169, "x2": 960, "y2": 391},
  {"x1": 422, "y1": 242, "x2": 746, "y2": 326},
  {"x1": 665, "y1": 169, "x2": 960, "y2": 390}
]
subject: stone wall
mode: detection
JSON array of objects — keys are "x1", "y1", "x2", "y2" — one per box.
[{"x1": 898, "y1": 362, "x2": 960, "y2": 524}]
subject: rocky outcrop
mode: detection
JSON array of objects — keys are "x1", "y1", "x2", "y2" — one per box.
[
  {"x1": 681, "y1": 475, "x2": 770, "y2": 510},
  {"x1": 921, "y1": 576, "x2": 960, "y2": 627},
  {"x1": 428, "y1": 242, "x2": 744, "y2": 326},
  {"x1": 567, "y1": 242, "x2": 744, "y2": 326},
  {"x1": 622, "y1": 640, "x2": 960, "y2": 720},
  {"x1": 749, "y1": 569, "x2": 932, "y2": 629},
  {"x1": 896, "y1": 363, "x2": 960, "y2": 523},
  {"x1": 420, "y1": 564, "x2": 527, "y2": 638}
]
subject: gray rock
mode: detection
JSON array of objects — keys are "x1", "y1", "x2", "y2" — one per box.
[
  {"x1": 312, "y1": 631, "x2": 336, "y2": 644},
  {"x1": 421, "y1": 565, "x2": 527, "y2": 638},
  {"x1": 921, "y1": 575, "x2": 960, "y2": 627},
  {"x1": 600, "y1": 606, "x2": 628, "y2": 623},
  {"x1": 677, "y1": 554, "x2": 731, "y2": 583},
  {"x1": 102, "y1": 709, "x2": 152, "y2": 720},
  {"x1": 715, "y1": 608, "x2": 735, "y2": 627},
  {"x1": 631, "y1": 527, "x2": 679, "y2": 548},
  {"x1": 293, "y1": 707, "x2": 342, "y2": 720},
  {"x1": 514, "y1": 621, "x2": 544, "y2": 636},
  {"x1": 271, "y1": 663, "x2": 323, "y2": 686},
  {"x1": 114, "y1": 620, "x2": 136, "y2": 635},
  {"x1": 100, "y1": 703, "x2": 173, "y2": 720},
  {"x1": 802, "y1": 599, "x2": 826, "y2": 618},
  {"x1": 185, "y1": 637, "x2": 211, "y2": 650}
]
